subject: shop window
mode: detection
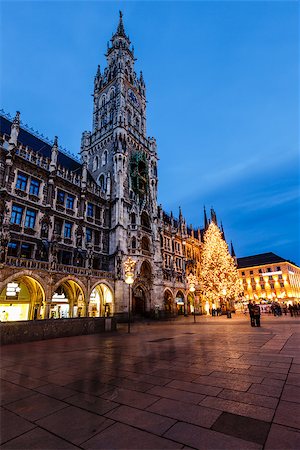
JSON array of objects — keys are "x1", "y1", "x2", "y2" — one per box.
[
  {"x1": 11, "y1": 205, "x2": 24, "y2": 225},
  {"x1": 24, "y1": 209, "x2": 36, "y2": 229},
  {"x1": 29, "y1": 178, "x2": 40, "y2": 196},
  {"x1": 66, "y1": 194, "x2": 75, "y2": 209},
  {"x1": 86, "y1": 228, "x2": 92, "y2": 243},
  {"x1": 87, "y1": 203, "x2": 94, "y2": 217},
  {"x1": 16, "y1": 172, "x2": 28, "y2": 191},
  {"x1": 64, "y1": 222, "x2": 72, "y2": 238},
  {"x1": 20, "y1": 243, "x2": 33, "y2": 259},
  {"x1": 57, "y1": 190, "x2": 65, "y2": 205},
  {"x1": 7, "y1": 241, "x2": 19, "y2": 257}
]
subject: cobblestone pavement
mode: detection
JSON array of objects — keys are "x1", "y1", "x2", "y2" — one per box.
[{"x1": 1, "y1": 314, "x2": 300, "y2": 449}]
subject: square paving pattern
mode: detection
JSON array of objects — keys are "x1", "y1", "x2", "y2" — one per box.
[{"x1": 1, "y1": 314, "x2": 300, "y2": 449}]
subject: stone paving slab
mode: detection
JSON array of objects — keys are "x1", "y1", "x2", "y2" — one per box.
[{"x1": 1, "y1": 314, "x2": 300, "y2": 449}]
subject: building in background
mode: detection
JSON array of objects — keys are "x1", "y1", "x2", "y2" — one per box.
[
  {"x1": 237, "y1": 252, "x2": 300, "y2": 306},
  {"x1": 0, "y1": 13, "x2": 229, "y2": 322}
]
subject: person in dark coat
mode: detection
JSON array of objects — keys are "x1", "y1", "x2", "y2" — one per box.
[
  {"x1": 248, "y1": 301, "x2": 255, "y2": 327},
  {"x1": 252, "y1": 302, "x2": 261, "y2": 327}
]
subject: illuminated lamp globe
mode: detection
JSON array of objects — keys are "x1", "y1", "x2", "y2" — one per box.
[{"x1": 125, "y1": 272, "x2": 134, "y2": 285}]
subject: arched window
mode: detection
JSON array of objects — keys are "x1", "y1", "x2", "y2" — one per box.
[
  {"x1": 141, "y1": 236, "x2": 150, "y2": 252},
  {"x1": 93, "y1": 156, "x2": 99, "y2": 171},
  {"x1": 141, "y1": 212, "x2": 150, "y2": 229},
  {"x1": 101, "y1": 95, "x2": 106, "y2": 107},
  {"x1": 130, "y1": 212, "x2": 136, "y2": 224},
  {"x1": 109, "y1": 88, "x2": 115, "y2": 100},
  {"x1": 132, "y1": 237, "x2": 136, "y2": 249},
  {"x1": 99, "y1": 174, "x2": 105, "y2": 191},
  {"x1": 102, "y1": 151, "x2": 108, "y2": 166},
  {"x1": 128, "y1": 110, "x2": 132, "y2": 124}
]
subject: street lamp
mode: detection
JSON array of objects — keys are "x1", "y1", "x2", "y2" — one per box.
[
  {"x1": 187, "y1": 273, "x2": 197, "y2": 323},
  {"x1": 124, "y1": 256, "x2": 136, "y2": 334}
]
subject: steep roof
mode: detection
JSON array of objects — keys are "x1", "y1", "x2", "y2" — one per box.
[
  {"x1": 0, "y1": 115, "x2": 82, "y2": 172},
  {"x1": 237, "y1": 252, "x2": 288, "y2": 269}
]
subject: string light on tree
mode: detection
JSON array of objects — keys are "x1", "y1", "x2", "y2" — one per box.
[{"x1": 200, "y1": 222, "x2": 242, "y2": 310}]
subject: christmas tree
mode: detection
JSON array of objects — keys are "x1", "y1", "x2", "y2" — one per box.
[{"x1": 200, "y1": 222, "x2": 242, "y2": 307}]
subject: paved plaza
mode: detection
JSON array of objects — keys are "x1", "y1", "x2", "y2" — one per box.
[{"x1": 1, "y1": 314, "x2": 300, "y2": 449}]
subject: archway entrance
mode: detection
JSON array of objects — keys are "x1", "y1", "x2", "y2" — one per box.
[
  {"x1": 89, "y1": 283, "x2": 113, "y2": 317},
  {"x1": 50, "y1": 280, "x2": 85, "y2": 319},
  {"x1": 132, "y1": 286, "x2": 146, "y2": 315},
  {"x1": 0, "y1": 276, "x2": 45, "y2": 321},
  {"x1": 163, "y1": 289, "x2": 174, "y2": 315},
  {"x1": 175, "y1": 290, "x2": 185, "y2": 315}
]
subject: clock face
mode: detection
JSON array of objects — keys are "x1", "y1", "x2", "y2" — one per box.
[{"x1": 128, "y1": 89, "x2": 140, "y2": 108}]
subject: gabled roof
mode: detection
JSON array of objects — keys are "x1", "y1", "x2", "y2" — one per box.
[
  {"x1": 0, "y1": 116, "x2": 82, "y2": 172},
  {"x1": 237, "y1": 252, "x2": 288, "y2": 269}
]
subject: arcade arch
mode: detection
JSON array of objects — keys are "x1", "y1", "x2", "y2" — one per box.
[
  {"x1": 50, "y1": 279, "x2": 85, "y2": 319},
  {"x1": 89, "y1": 283, "x2": 114, "y2": 317},
  {"x1": 175, "y1": 290, "x2": 185, "y2": 315},
  {"x1": 0, "y1": 275, "x2": 45, "y2": 321},
  {"x1": 163, "y1": 289, "x2": 174, "y2": 314}
]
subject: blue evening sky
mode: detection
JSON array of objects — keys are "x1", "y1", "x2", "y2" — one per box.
[{"x1": 1, "y1": 1, "x2": 299, "y2": 264}]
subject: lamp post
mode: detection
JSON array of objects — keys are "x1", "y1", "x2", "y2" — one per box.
[
  {"x1": 187, "y1": 273, "x2": 197, "y2": 323},
  {"x1": 124, "y1": 257, "x2": 136, "y2": 334}
]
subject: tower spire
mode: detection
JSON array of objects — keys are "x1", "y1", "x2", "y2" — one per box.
[
  {"x1": 204, "y1": 206, "x2": 208, "y2": 230},
  {"x1": 116, "y1": 10, "x2": 126, "y2": 37}
]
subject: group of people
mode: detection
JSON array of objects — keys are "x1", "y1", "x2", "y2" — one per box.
[{"x1": 269, "y1": 301, "x2": 300, "y2": 317}]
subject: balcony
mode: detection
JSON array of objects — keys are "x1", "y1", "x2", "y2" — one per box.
[{"x1": 4, "y1": 257, "x2": 114, "y2": 279}]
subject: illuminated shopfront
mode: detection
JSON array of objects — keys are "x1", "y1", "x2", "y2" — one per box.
[
  {"x1": 0, "y1": 277, "x2": 45, "y2": 321},
  {"x1": 89, "y1": 284, "x2": 113, "y2": 317}
]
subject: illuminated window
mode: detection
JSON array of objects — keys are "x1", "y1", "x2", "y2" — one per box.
[
  {"x1": 66, "y1": 194, "x2": 75, "y2": 209},
  {"x1": 86, "y1": 228, "x2": 92, "y2": 243},
  {"x1": 57, "y1": 190, "x2": 65, "y2": 205},
  {"x1": 16, "y1": 172, "x2": 28, "y2": 191},
  {"x1": 87, "y1": 203, "x2": 94, "y2": 217},
  {"x1": 24, "y1": 209, "x2": 36, "y2": 228},
  {"x1": 64, "y1": 222, "x2": 72, "y2": 238},
  {"x1": 29, "y1": 178, "x2": 40, "y2": 196},
  {"x1": 11, "y1": 205, "x2": 23, "y2": 225}
]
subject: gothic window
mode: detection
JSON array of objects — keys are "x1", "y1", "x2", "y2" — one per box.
[
  {"x1": 64, "y1": 222, "x2": 72, "y2": 239},
  {"x1": 87, "y1": 203, "x2": 94, "y2": 217},
  {"x1": 99, "y1": 174, "x2": 105, "y2": 191},
  {"x1": 86, "y1": 228, "x2": 92, "y2": 243},
  {"x1": 29, "y1": 178, "x2": 40, "y2": 196},
  {"x1": 16, "y1": 172, "x2": 28, "y2": 191},
  {"x1": 128, "y1": 110, "x2": 132, "y2": 124},
  {"x1": 24, "y1": 209, "x2": 36, "y2": 229},
  {"x1": 93, "y1": 156, "x2": 99, "y2": 171},
  {"x1": 132, "y1": 237, "x2": 136, "y2": 249},
  {"x1": 141, "y1": 236, "x2": 150, "y2": 252},
  {"x1": 141, "y1": 212, "x2": 150, "y2": 229},
  {"x1": 11, "y1": 204, "x2": 24, "y2": 225},
  {"x1": 102, "y1": 150, "x2": 108, "y2": 166},
  {"x1": 109, "y1": 111, "x2": 114, "y2": 123},
  {"x1": 109, "y1": 88, "x2": 115, "y2": 100},
  {"x1": 101, "y1": 95, "x2": 106, "y2": 107},
  {"x1": 66, "y1": 194, "x2": 75, "y2": 210},
  {"x1": 57, "y1": 190, "x2": 65, "y2": 205},
  {"x1": 130, "y1": 212, "x2": 136, "y2": 224}
]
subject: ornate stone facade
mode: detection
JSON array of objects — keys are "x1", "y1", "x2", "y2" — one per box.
[{"x1": 0, "y1": 13, "x2": 218, "y2": 322}]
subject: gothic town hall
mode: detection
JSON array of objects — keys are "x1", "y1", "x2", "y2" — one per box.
[{"x1": 0, "y1": 13, "x2": 219, "y2": 322}]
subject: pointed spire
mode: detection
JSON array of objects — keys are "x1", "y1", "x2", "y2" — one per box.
[
  {"x1": 230, "y1": 241, "x2": 236, "y2": 258},
  {"x1": 204, "y1": 206, "x2": 208, "y2": 230},
  {"x1": 116, "y1": 10, "x2": 126, "y2": 37},
  {"x1": 220, "y1": 221, "x2": 225, "y2": 240},
  {"x1": 96, "y1": 65, "x2": 101, "y2": 77},
  {"x1": 179, "y1": 206, "x2": 183, "y2": 222},
  {"x1": 211, "y1": 207, "x2": 217, "y2": 225}
]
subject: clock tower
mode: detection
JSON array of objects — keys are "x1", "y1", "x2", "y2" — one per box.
[{"x1": 81, "y1": 12, "x2": 163, "y2": 316}]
